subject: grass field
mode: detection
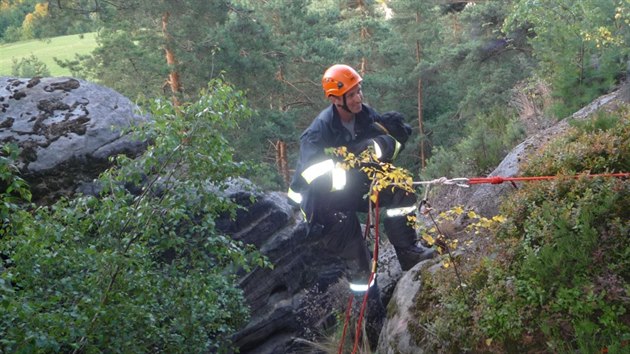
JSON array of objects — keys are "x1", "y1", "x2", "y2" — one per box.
[{"x1": 0, "y1": 32, "x2": 97, "y2": 77}]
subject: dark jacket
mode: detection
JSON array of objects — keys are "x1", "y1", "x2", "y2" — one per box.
[{"x1": 289, "y1": 104, "x2": 399, "y2": 224}]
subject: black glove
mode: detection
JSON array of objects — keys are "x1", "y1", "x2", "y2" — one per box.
[{"x1": 379, "y1": 111, "x2": 412, "y2": 146}]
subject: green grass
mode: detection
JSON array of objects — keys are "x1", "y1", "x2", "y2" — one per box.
[{"x1": 0, "y1": 32, "x2": 97, "y2": 77}]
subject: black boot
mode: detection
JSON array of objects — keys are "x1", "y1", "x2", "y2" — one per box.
[
  {"x1": 395, "y1": 244, "x2": 436, "y2": 271},
  {"x1": 365, "y1": 283, "x2": 385, "y2": 350}
]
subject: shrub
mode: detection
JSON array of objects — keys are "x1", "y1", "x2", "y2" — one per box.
[
  {"x1": 411, "y1": 104, "x2": 630, "y2": 353},
  {"x1": 423, "y1": 107, "x2": 525, "y2": 179},
  {"x1": 11, "y1": 54, "x2": 50, "y2": 77},
  {"x1": 0, "y1": 80, "x2": 269, "y2": 353}
]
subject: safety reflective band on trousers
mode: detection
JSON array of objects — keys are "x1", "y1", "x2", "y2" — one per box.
[
  {"x1": 301, "y1": 159, "x2": 347, "y2": 191},
  {"x1": 348, "y1": 278, "x2": 376, "y2": 292},
  {"x1": 386, "y1": 206, "x2": 416, "y2": 217},
  {"x1": 287, "y1": 188, "x2": 303, "y2": 204}
]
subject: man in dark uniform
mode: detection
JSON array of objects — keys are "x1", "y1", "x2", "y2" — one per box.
[{"x1": 288, "y1": 64, "x2": 436, "y2": 294}]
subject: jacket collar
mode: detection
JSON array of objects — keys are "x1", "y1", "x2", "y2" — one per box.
[{"x1": 331, "y1": 104, "x2": 371, "y2": 127}]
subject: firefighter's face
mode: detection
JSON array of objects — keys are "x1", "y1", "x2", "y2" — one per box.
[
  {"x1": 343, "y1": 84, "x2": 363, "y2": 113},
  {"x1": 331, "y1": 84, "x2": 363, "y2": 114}
]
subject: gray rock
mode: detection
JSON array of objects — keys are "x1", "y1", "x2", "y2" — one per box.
[
  {"x1": 376, "y1": 260, "x2": 440, "y2": 354},
  {"x1": 464, "y1": 90, "x2": 621, "y2": 216},
  {"x1": 0, "y1": 77, "x2": 147, "y2": 202}
]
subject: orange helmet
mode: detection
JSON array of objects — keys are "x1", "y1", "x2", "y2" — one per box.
[{"x1": 322, "y1": 64, "x2": 362, "y2": 97}]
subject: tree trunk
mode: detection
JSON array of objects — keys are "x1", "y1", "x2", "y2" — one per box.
[
  {"x1": 275, "y1": 140, "x2": 290, "y2": 187},
  {"x1": 415, "y1": 12, "x2": 426, "y2": 170},
  {"x1": 418, "y1": 77, "x2": 425, "y2": 169},
  {"x1": 162, "y1": 12, "x2": 181, "y2": 106}
]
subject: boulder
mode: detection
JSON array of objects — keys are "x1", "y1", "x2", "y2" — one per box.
[
  {"x1": 0, "y1": 77, "x2": 147, "y2": 203},
  {"x1": 377, "y1": 261, "x2": 441, "y2": 354}
]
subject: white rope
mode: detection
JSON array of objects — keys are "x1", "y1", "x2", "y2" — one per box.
[{"x1": 412, "y1": 177, "x2": 470, "y2": 188}]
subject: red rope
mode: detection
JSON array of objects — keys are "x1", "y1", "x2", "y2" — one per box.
[
  {"x1": 467, "y1": 173, "x2": 630, "y2": 185},
  {"x1": 338, "y1": 295, "x2": 354, "y2": 354},
  {"x1": 339, "y1": 194, "x2": 377, "y2": 353},
  {"x1": 352, "y1": 192, "x2": 380, "y2": 354}
]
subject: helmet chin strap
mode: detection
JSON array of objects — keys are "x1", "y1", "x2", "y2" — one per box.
[{"x1": 338, "y1": 94, "x2": 352, "y2": 113}]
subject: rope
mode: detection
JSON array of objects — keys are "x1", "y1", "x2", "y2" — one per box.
[
  {"x1": 337, "y1": 295, "x2": 354, "y2": 354},
  {"x1": 338, "y1": 207, "x2": 374, "y2": 353},
  {"x1": 412, "y1": 176, "x2": 470, "y2": 188},
  {"x1": 337, "y1": 192, "x2": 381, "y2": 353},
  {"x1": 467, "y1": 172, "x2": 630, "y2": 185},
  {"x1": 335, "y1": 172, "x2": 629, "y2": 352},
  {"x1": 409, "y1": 172, "x2": 630, "y2": 188},
  {"x1": 352, "y1": 191, "x2": 380, "y2": 354}
]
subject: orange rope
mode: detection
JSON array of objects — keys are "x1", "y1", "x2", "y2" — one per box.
[
  {"x1": 337, "y1": 192, "x2": 381, "y2": 353},
  {"x1": 338, "y1": 194, "x2": 379, "y2": 353},
  {"x1": 467, "y1": 173, "x2": 630, "y2": 185},
  {"x1": 338, "y1": 295, "x2": 354, "y2": 354},
  {"x1": 352, "y1": 192, "x2": 380, "y2": 354}
]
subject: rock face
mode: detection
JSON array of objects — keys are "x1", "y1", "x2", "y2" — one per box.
[
  {"x1": 377, "y1": 89, "x2": 626, "y2": 353},
  {"x1": 428, "y1": 89, "x2": 623, "y2": 217},
  {"x1": 0, "y1": 77, "x2": 147, "y2": 202},
  {"x1": 376, "y1": 261, "x2": 442, "y2": 354},
  {"x1": 217, "y1": 186, "x2": 403, "y2": 353}
]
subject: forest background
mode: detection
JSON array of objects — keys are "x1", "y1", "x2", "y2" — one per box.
[
  {"x1": 1, "y1": 1, "x2": 630, "y2": 353},
  {"x1": 3, "y1": 0, "x2": 628, "y2": 188}
]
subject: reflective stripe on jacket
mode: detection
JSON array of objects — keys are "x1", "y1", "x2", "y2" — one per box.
[{"x1": 289, "y1": 104, "x2": 401, "y2": 223}]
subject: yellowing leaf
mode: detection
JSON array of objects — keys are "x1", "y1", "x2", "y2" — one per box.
[
  {"x1": 492, "y1": 215, "x2": 506, "y2": 223},
  {"x1": 422, "y1": 233, "x2": 435, "y2": 246}
]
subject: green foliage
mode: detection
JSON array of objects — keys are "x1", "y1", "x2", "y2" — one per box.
[
  {"x1": 524, "y1": 108, "x2": 630, "y2": 176},
  {"x1": 10, "y1": 54, "x2": 50, "y2": 76},
  {"x1": 0, "y1": 80, "x2": 270, "y2": 353},
  {"x1": 383, "y1": 1, "x2": 536, "y2": 174},
  {"x1": 12, "y1": 0, "x2": 627, "y2": 190},
  {"x1": 0, "y1": 0, "x2": 35, "y2": 42},
  {"x1": 505, "y1": 0, "x2": 630, "y2": 118},
  {"x1": 0, "y1": 0, "x2": 97, "y2": 42},
  {"x1": 422, "y1": 107, "x2": 525, "y2": 178},
  {"x1": 410, "y1": 104, "x2": 630, "y2": 352},
  {"x1": 0, "y1": 33, "x2": 97, "y2": 77},
  {"x1": 0, "y1": 143, "x2": 32, "y2": 237}
]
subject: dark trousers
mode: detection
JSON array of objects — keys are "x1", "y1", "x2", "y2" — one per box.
[{"x1": 312, "y1": 169, "x2": 418, "y2": 284}]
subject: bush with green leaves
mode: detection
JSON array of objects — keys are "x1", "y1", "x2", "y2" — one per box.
[
  {"x1": 422, "y1": 106, "x2": 525, "y2": 179},
  {"x1": 11, "y1": 54, "x2": 50, "y2": 77},
  {"x1": 411, "y1": 105, "x2": 630, "y2": 353},
  {"x1": 505, "y1": 0, "x2": 630, "y2": 119},
  {"x1": 0, "y1": 79, "x2": 269, "y2": 353},
  {"x1": 0, "y1": 144, "x2": 32, "y2": 240}
]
